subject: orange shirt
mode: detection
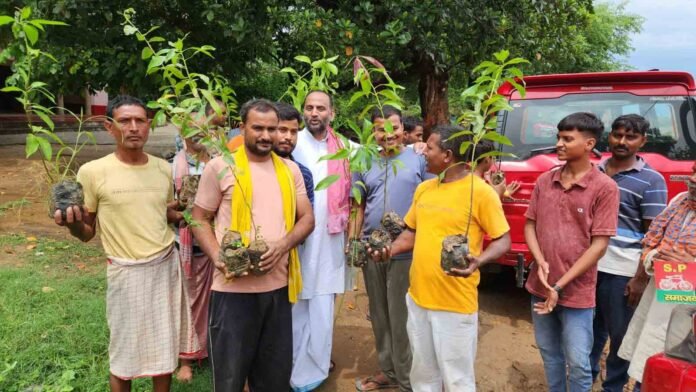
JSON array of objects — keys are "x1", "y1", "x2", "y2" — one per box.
[{"x1": 226, "y1": 135, "x2": 243, "y2": 152}]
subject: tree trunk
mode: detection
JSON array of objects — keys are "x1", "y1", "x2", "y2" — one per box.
[{"x1": 418, "y1": 57, "x2": 450, "y2": 135}]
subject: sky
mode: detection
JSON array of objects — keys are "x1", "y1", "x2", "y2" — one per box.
[{"x1": 610, "y1": 0, "x2": 696, "y2": 75}]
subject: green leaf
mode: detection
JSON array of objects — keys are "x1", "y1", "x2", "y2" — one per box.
[
  {"x1": 37, "y1": 136, "x2": 52, "y2": 160},
  {"x1": 318, "y1": 148, "x2": 350, "y2": 161},
  {"x1": 295, "y1": 55, "x2": 311, "y2": 64},
  {"x1": 30, "y1": 19, "x2": 69, "y2": 26},
  {"x1": 0, "y1": 86, "x2": 22, "y2": 93},
  {"x1": 494, "y1": 50, "x2": 510, "y2": 63},
  {"x1": 23, "y1": 24, "x2": 39, "y2": 45},
  {"x1": 35, "y1": 110, "x2": 55, "y2": 131},
  {"x1": 480, "y1": 131, "x2": 513, "y2": 146},
  {"x1": 314, "y1": 175, "x2": 340, "y2": 191},
  {"x1": 123, "y1": 25, "x2": 137, "y2": 36},
  {"x1": 504, "y1": 57, "x2": 530, "y2": 66},
  {"x1": 149, "y1": 36, "x2": 165, "y2": 43},
  {"x1": 25, "y1": 134, "x2": 39, "y2": 157},
  {"x1": 351, "y1": 186, "x2": 362, "y2": 204},
  {"x1": 0, "y1": 16, "x2": 13, "y2": 26},
  {"x1": 141, "y1": 47, "x2": 153, "y2": 60},
  {"x1": 20, "y1": 7, "x2": 31, "y2": 19}
]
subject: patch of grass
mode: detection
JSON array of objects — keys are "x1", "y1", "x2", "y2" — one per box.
[
  {"x1": 0, "y1": 233, "x2": 212, "y2": 391},
  {"x1": 0, "y1": 198, "x2": 30, "y2": 217}
]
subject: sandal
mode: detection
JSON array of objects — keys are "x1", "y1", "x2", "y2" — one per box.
[{"x1": 354, "y1": 373, "x2": 398, "y2": 391}]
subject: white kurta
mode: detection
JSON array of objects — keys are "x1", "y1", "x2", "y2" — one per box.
[{"x1": 292, "y1": 128, "x2": 350, "y2": 298}]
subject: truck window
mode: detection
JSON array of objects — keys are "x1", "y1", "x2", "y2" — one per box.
[{"x1": 501, "y1": 93, "x2": 696, "y2": 161}]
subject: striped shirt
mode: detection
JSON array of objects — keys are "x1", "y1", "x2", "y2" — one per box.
[{"x1": 597, "y1": 156, "x2": 668, "y2": 277}]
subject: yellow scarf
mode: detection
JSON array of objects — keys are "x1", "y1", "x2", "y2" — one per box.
[{"x1": 230, "y1": 146, "x2": 302, "y2": 303}]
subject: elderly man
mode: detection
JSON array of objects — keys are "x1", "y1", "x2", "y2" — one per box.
[
  {"x1": 55, "y1": 95, "x2": 199, "y2": 392},
  {"x1": 618, "y1": 161, "x2": 696, "y2": 392}
]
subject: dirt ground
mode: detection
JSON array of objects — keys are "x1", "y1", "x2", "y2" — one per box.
[{"x1": 0, "y1": 143, "x2": 549, "y2": 391}]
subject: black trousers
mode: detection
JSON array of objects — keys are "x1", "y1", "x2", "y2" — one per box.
[{"x1": 208, "y1": 286, "x2": 292, "y2": 392}]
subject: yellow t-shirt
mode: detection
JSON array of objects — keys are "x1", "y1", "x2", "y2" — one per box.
[
  {"x1": 405, "y1": 174, "x2": 510, "y2": 314},
  {"x1": 77, "y1": 153, "x2": 175, "y2": 260}
]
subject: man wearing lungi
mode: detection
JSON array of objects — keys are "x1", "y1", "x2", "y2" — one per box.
[
  {"x1": 192, "y1": 99, "x2": 315, "y2": 391},
  {"x1": 55, "y1": 95, "x2": 200, "y2": 392}
]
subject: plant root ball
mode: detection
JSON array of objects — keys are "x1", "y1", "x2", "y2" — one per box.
[
  {"x1": 381, "y1": 211, "x2": 405, "y2": 241},
  {"x1": 440, "y1": 234, "x2": 469, "y2": 272},
  {"x1": 50, "y1": 180, "x2": 84, "y2": 219},
  {"x1": 247, "y1": 238, "x2": 270, "y2": 276},
  {"x1": 346, "y1": 239, "x2": 368, "y2": 268},
  {"x1": 367, "y1": 228, "x2": 392, "y2": 255},
  {"x1": 178, "y1": 174, "x2": 201, "y2": 210},
  {"x1": 220, "y1": 230, "x2": 250, "y2": 276}
]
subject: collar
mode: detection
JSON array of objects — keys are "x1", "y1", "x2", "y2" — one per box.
[
  {"x1": 598, "y1": 155, "x2": 646, "y2": 174},
  {"x1": 551, "y1": 164, "x2": 599, "y2": 189},
  {"x1": 301, "y1": 127, "x2": 329, "y2": 143}
]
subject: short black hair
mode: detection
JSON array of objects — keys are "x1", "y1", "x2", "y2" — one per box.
[
  {"x1": 106, "y1": 95, "x2": 147, "y2": 120},
  {"x1": 303, "y1": 90, "x2": 333, "y2": 109},
  {"x1": 557, "y1": 112, "x2": 605, "y2": 141},
  {"x1": 430, "y1": 124, "x2": 470, "y2": 163},
  {"x1": 240, "y1": 99, "x2": 279, "y2": 123},
  {"x1": 403, "y1": 116, "x2": 423, "y2": 132},
  {"x1": 276, "y1": 102, "x2": 303, "y2": 124},
  {"x1": 611, "y1": 114, "x2": 650, "y2": 135},
  {"x1": 475, "y1": 140, "x2": 495, "y2": 158},
  {"x1": 370, "y1": 105, "x2": 402, "y2": 123}
]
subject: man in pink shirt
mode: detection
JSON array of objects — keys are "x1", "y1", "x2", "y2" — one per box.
[
  {"x1": 191, "y1": 99, "x2": 314, "y2": 391},
  {"x1": 525, "y1": 112, "x2": 620, "y2": 392}
]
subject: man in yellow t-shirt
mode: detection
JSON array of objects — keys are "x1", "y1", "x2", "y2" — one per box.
[
  {"x1": 371, "y1": 124, "x2": 511, "y2": 391},
  {"x1": 55, "y1": 95, "x2": 197, "y2": 392}
]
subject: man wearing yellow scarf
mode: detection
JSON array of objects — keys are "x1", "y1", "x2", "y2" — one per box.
[{"x1": 191, "y1": 99, "x2": 315, "y2": 391}]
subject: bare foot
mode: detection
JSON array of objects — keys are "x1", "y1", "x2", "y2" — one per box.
[{"x1": 175, "y1": 363, "x2": 193, "y2": 383}]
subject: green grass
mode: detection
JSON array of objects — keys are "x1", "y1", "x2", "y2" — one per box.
[
  {"x1": 0, "y1": 234, "x2": 212, "y2": 391},
  {"x1": 0, "y1": 198, "x2": 30, "y2": 217}
]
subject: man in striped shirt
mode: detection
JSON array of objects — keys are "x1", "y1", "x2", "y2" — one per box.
[{"x1": 590, "y1": 114, "x2": 667, "y2": 392}]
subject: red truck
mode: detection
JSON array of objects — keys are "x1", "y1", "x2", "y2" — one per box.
[
  {"x1": 641, "y1": 305, "x2": 696, "y2": 392},
  {"x1": 493, "y1": 71, "x2": 696, "y2": 286}
]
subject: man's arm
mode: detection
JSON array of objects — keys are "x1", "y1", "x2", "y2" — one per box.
[
  {"x1": 534, "y1": 235, "x2": 610, "y2": 314},
  {"x1": 524, "y1": 219, "x2": 552, "y2": 288},
  {"x1": 346, "y1": 198, "x2": 365, "y2": 245},
  {"x1": 191, "y1": 205, "x2": 233, "y2": 278},
  {"x1": 258, "y1": 193, "x2": 315, "y2": 272},
  {"x1": 449, "y1": 232, "x2": 511, "y2": 277},
  {"x1": 369, "y1": 226, "x2": 416, "y2": 261},
  {"x1": 54, "y1": 205, "x2": 97, "y2": 242},
  {"x1": 625, "y1": 219, "x2": 653, "y2": 306}
]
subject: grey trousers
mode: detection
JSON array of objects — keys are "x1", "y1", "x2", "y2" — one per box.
[{"x1": 363, "y1": 257, "x2": 413, "y2": 391}]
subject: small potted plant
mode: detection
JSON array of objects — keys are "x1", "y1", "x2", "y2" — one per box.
[
  {"x1": 123, "y1": 9, "x2": 271, "y2": 277},
  {"x1": 440, "y1": 50, "x2": 528, "y2": 273},
  {"x1": 0, "y1": 7, "x2": 96, "y2": 220}
]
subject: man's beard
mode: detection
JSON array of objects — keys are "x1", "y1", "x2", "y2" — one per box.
[
  {"x1": 273, "y1": 149, "x2": 291, "y2": 158},
  {"x1": 245, "y1": 141, "x2": 272, "y2": 156},
  {"x1": 305, "y1": 118, "x2": 327, "y2": 136}
]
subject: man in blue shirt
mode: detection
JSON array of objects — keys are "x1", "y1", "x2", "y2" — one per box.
[
  {"x1": 590, "y1": 114, "x2": 668, "y2": 392},
  {"x1": 351, "y1": 105, "x2": 431, "y2": 391},
  {"x1": 273, "y1": 102, "x2": 314, "y2": 206}
]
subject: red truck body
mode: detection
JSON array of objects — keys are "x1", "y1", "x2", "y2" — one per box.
[
  {"x1": 493, "y1": 71, "x2": 696, "y2": 282},
  {"x1": 642, "y1": 353, "x2": 696, "y2": 392}
]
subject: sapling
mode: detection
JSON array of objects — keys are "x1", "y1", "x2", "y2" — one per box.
[
  {"x1": 0, "y1": 7, "x2": 97, "y2": 220},
  {"x1": 440, "y1": 50, "x2": 528, "y2": 273},
  {"x1": 123, "y1": 9, "x2": 270, "y2": 278},
  {"x1": 282, "y1": 54, "x2": 407, "y2": 267}
]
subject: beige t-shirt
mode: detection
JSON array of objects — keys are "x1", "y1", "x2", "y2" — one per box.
[
  {"x1": 77, "y1": 153, "x2": 175, "y2": 260},
  {"x1": 195, "y1": 155, "x2": 306, "y2": 293}
]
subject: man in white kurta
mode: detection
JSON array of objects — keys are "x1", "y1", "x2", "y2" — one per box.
[{"x1": 290, "y1": 91, "x2": 351, "y2": 391}]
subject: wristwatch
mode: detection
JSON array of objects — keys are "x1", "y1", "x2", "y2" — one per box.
[{"x1": 552, "y1": 284, "x2": 563, "y2": 296}]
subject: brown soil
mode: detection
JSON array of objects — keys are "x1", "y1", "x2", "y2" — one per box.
[{"x1": 0, "y1": 145, "x2": 555, "y2": 391}]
